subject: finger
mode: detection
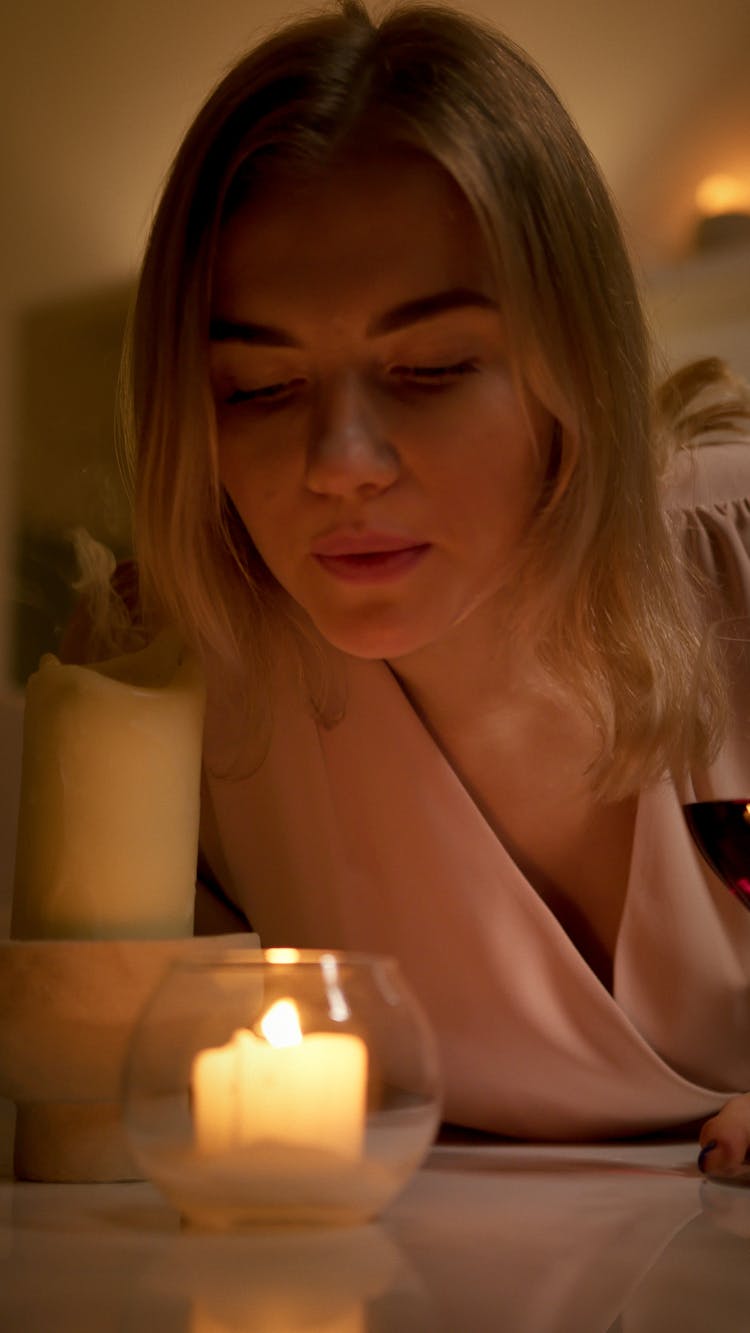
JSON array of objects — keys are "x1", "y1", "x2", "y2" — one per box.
[{"x1": 698, "y1": 1098, "x2": 750, "y2": 1171}]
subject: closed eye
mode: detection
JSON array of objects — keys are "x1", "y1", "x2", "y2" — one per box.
[
  {"x1": 390, "y1": 360, "x2": 478, "y2": 385},
  {"x1": 225, "y1": 378, "x2": 306, "y2": 405}
]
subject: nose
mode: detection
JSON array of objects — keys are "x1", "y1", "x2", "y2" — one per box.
[{"x1": 305, "y1": 373, "x2": 399, "y2": 498}]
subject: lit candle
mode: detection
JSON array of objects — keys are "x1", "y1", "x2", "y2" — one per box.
[
  {"x1": 11, "y1": 630, "x2": 205, "y2": 939},
  {"x1": 192, "y1": 999, "x2": 367, "y2": 1159}
]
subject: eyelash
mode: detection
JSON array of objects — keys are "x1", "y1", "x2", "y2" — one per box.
[
  {"x1": 222, "y1": 360, "x2": 479, "y2": 406},
  {"x1": 391, "y1": 360, "x2": 478, "y2": 385},
  {"x1": 226, "y1": 379, "x2": 303, "y2": 405}
]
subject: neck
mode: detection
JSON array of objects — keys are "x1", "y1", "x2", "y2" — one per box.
[
  {"x1": 384, "y1": 601, "x2": 603, "y2": 804},
  {"x1": 386, "y1": 607, "x2": 557, "y2": 736}
]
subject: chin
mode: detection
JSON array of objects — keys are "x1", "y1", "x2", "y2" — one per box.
[{"x1": 310, "y1": 612, "x2": 435, "y2": 662}]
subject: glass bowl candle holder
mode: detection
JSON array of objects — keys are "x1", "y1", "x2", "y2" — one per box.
[{"x1": 122, "y1": 948, "x2": 442, "y2": 1228}]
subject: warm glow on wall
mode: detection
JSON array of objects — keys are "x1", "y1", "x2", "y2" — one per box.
[{"x1": 695, "y1": 173, "x2": 750, "y2": 217}]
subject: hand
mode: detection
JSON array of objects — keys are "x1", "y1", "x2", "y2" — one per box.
[{"x1": 698, "y1": 1094, "x2": 750, "y2": 1172}]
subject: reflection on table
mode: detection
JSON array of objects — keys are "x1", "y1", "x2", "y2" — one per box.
[{"x1": 2, "y1": 1140, "x2": 750, "y2": 1332}]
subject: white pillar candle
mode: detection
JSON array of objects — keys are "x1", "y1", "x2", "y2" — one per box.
[
  {"x1": 11, "y1": 630, "x2": 205, "y2": 940},
  {"x1": 192, "y1": 999, "x2": 367, "y2": 1160}
]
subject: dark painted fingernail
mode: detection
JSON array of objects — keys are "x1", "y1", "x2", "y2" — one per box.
[{"x1": 698, "y1": 1139, "x2": 718, "y2": 1173}]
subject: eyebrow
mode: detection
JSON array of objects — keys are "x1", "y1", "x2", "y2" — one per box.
[
  {"x1": 209, "y1": 318, "x2": 297, "y2": 347},
  {"x1": 369, "y1": 287, "x2": 497, "y2": 335},
  {"x1": 209, "y1": 287, "x2": 497, "y2": 347}
]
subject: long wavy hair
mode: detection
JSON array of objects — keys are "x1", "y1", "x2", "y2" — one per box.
[{"x1": 120, "y1": 0, "x2": 749, "y2": 794}]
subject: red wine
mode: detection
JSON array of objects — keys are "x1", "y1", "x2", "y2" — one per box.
[{"x1": 683, "y1": 800, "x2": 750, "y2": 910}]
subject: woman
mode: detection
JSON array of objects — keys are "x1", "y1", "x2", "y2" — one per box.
[{"x1": 94, "y1": 2, "x2": 750, "y2": 1166}]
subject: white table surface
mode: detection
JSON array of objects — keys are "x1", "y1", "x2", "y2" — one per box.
[{"x1": 2, "y1": 1138, "x2": 749, "y2": 1332}]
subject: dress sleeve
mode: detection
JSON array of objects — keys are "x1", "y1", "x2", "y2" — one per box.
[{"x1": 665, "y1": 439, "x2": 750, "y2": 619}]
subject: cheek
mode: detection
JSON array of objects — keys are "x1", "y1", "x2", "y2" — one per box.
[
  {"x1": 484, "y1": 395, "x2": 555, "y2": 501},
  {"x1": 218, "y1": 436, "x2": 295, "y2": 527},
  {"x1": 432, "y1": 401, "x2": 549, "y2": 509}
]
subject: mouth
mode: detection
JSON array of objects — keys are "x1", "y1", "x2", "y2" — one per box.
[{"x1": 311, "y1": 533, "x2": 431, "y2": 583}]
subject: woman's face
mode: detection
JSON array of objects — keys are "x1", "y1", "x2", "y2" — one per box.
[{"x1": 210, "y1": 149, "x2": 554, "y2": 662}]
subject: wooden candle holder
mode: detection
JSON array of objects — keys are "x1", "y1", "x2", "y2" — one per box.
[{"x1": 0, "y1": 934, "x2": 259, "y2": 1182}]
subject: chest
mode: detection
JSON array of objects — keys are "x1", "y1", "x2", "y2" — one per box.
[{"x1": 432, "y1": 717, "x2": 638, "y2": 989}]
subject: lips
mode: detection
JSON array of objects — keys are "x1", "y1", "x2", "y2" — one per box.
[
  {"x1": 311, "y1": 529, "x2": 424, "y2": 557},
  {"x1": 310, "y1": 529, "x2": 430, "y2": 583}
]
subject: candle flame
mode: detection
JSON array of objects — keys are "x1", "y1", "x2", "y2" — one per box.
[
  {"x1": 265, "y1": 947, "x2": 301, "y2": 964},
  {"x1": 259, "y1": 998, "x2": 303, "y2": 1047}
]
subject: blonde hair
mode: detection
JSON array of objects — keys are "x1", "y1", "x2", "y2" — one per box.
[{"x1": 122, "y1": 0, "x2": 750, "y2": 794}]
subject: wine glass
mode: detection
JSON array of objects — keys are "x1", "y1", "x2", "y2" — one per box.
[
  {"x1": 682, "y1": 619, "x2": 750, "y2": 1185},
  {"x1": 683, "y1": 800, "x2": 750, "y2": 911},
  {"x1": 682, "y1": 619, "x2": 750, "y2": 911}
]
